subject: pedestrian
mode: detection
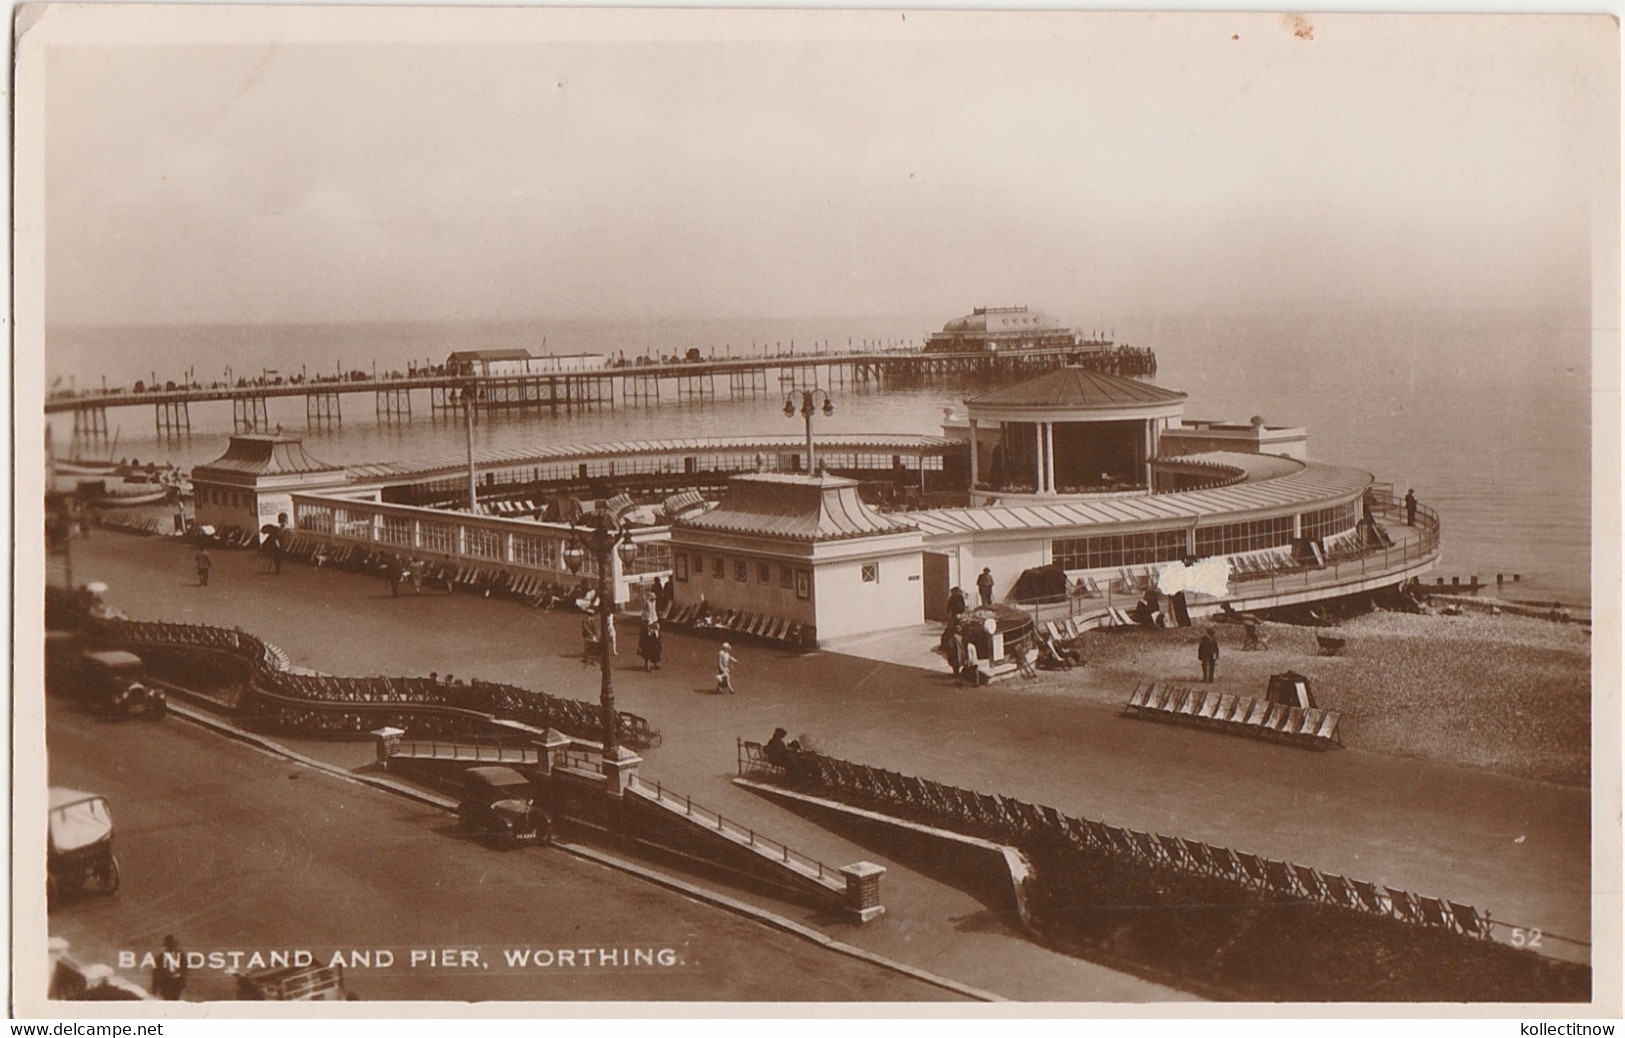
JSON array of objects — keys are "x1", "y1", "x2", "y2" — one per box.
[
  {"x1": 195, "y1": 548, "x2": 212, "y2": 587},
  {"x1": 269, "y1": 530, "x2": 285, "y2": 575},
  {"x1": 581, "y1": 613, "x2": 600, "y2": 664},
  {"x1": 639, "y1": 618, "x2": 664, "y2": 671},
  {"x1": 716, "y1": 642, "x2": 740, "y2": 694},
  {"x1": 1404, "y1": 488, "x2": 1418, "y2": 526},
  {"x1": 945, "y1": 585, "x2": 967, "y2": 625},
  {"x1": 976, "y1": 567, "x2": 995, "y2": 607},
  {"x1": 151, "y1": 935, "x2": 186, "y2": 1000},
  {"x1": 640, "y1": 590, "x2": 659, "y2": 627},
  {"x1": 409, "y1": 558, "x2": 425, "y2": 595},
  {"x1": 941, "y1": 625, "x2": 965, "y2": 675},
  {"x1": 1198, "y1": 627, "x2": 1220, "y2": 683}
]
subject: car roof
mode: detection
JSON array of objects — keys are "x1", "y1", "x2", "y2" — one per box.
[
  {"x1": 49, "y1": 787, "x2": 106, "y2": 810},
  {"x1": 82, "y1": 650, "x2": 144, "y2": 668}
]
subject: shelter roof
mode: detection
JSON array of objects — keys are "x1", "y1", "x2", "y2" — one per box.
[
  {"x1": 966, "y1": 367, "x2": 1186, "y2": 412},
  {"x1": 193, "y1": 434, "x2": 344, "y2": 478},
  {"x1": 676, "y1": 473, "x2": 918, "y2": 543},
  {"x1": 346, "y1": 433, "x2": 957, "y2": 483},
  {"x1": 911, "y1": 455, "x2": 1370, "y2": 537}
]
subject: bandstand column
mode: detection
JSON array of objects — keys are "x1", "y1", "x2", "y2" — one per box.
[
  {"x1": 968, "y1": 419, "x2": 979, "y2": 492},
  {"x1": 1044, "y1": 422, "x2": 1056, "y2": 494},
  {"x1": 1035, "y1": 423, "x2": 1046, "y2": 494},
  {"x1": 1143, "y1": 419, "x2": 1153, "y2": 489}
]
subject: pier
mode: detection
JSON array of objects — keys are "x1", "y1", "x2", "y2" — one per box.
[{"x1": 46, "y1": 342, "x2": 1157, "y2": 441}]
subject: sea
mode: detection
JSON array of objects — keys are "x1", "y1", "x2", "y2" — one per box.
[{"x1": 44, "y1": 304, "x2": 1598, "y2": 609}]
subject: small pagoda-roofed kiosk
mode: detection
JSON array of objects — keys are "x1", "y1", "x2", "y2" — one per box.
[
  {"x1": 963, "y1": 367, "x2": 1188, "y2": 505},
  {"x1": 191, "y1": 432, "x2": 350, "y2": 540},
  {"x1": 669, "y1": 473, "x2": 924, "y2": 646}
]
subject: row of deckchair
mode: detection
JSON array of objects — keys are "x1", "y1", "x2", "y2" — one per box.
[
  {"x1": 669, "y1": 603, "x2": 809, "y2": 647},
  {"x1": 1123, "y1": 681, "x2": 1342, "y2": 748}
]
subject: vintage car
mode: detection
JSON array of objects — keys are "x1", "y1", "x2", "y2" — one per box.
[
  {"x1": 456, "y1": 766, "x2": 551, "y2": 849},
  {"x1": 235, "y1": 963, "x2": 348, "y2": 1001},
  {"x1": 79, "y1": 650, "x2": 166, "y2": 719},
  {"x1": 48, "y1": 788, "x2": 120, "y2": 899}
]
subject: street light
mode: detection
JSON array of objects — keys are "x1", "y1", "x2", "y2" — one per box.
[
  {"x1": 784, "y1": 388, "x2": 835, "y2": 474},
  {"x1": 563, "y1": 513, "x2": 642, "y2": 763}
]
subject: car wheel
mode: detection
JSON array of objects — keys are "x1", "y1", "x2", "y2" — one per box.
[
  {"x1": 456, "y1": 803, "x2": 476, "y2": 831},
  {"x1": 96, "y1": 855, "x2": 121, "y2": 895}
]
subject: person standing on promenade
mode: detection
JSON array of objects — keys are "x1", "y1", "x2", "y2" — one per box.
[
  {"x1": 1198, "y1": 628, "x2": 1220, "y2": 683},
  {"x1": 195, "y1": 548, "x2": 212, "y2": 587},
  {"x1": 151, "y1": 935, "x2": 187, "y2": 1000},
  {"x1": 639, "y1": 618, "x2": 663, "y2": 671},
  {"x1": 581, "y1": 612, "x2": 600, "y2": 664},
  {"x1": 946, "y1": 585, "x2": 967, "y2": 626},
  {"x1": 977, "y1": 568, "x2": 995, "y2": 607},
  {"x1": 717, "y1": 642, "x2": 740, "y2": 694},
  {"x1": 1405, "y1": 488, "x2": 1418, "y2": 526}
]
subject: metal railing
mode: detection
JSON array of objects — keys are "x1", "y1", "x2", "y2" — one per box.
[
  {"x1": 642, "y1": 777, "x2": 835, "y2": 885},
  {"x1": 395, "y1": 739, "x2": 536, "y2": 764}
]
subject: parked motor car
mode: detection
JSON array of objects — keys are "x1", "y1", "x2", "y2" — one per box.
[
  {"x1": 78, "y1": 650, "x2": 166, "y2": 719},
  {"x1": 48, "y1": 788, "x2": 120, "y2": 899},
  {"x1": 456, "y1": 766, "x2": 551, "y2": 849}
]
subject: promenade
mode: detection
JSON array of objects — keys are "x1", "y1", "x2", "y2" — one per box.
[{"x1": 56, "y1": 531, "x2": 1592, "y2": 997}]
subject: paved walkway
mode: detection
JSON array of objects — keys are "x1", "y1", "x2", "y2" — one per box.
[
  {"x1": 59, "y1": 532, "x2": 1593, "y2": 990},
  {"x1": 55, "y1": 535, "x2": 1192, "y2": 1002}
]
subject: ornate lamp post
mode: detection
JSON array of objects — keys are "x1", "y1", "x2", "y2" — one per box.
[
  {"x1": 783, "y1": 388, "x2": 835, "y2": 473},
  {"x1": 562, "y1": 514, "x2": 641, "y2": 764}
]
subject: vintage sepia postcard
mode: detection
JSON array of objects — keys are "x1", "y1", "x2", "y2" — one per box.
[{"x1": 10, "y1": 3, "x2": 1621, "y2": 1023}]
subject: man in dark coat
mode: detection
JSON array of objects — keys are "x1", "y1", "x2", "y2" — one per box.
[
  {"x1": 1405, "y1": 488, "x2": 1418, "y2": 526},
  {"x1": 945, "y1": 586, "x2": 967, "y2": 625},
  {"x1": 976, "y1": 568, "x2": 995, "y2": 607},
  {"x1": 1198, "y1": 628, "x2": 1220, "y2": 683}
]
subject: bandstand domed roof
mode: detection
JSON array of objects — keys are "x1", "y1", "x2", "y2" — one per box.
[{"x1": 966, "y1": 367, "x2": 1186, "y2": 414}]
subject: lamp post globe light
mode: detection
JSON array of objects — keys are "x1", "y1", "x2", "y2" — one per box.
[
  {"x1": 783, "y1": 388, "x2": 835, "y2": 473},
  {"x1": 563, "y1": 513, "x2": 641, "y2": 761}
]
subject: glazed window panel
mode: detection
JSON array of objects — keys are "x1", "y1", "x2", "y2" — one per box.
[
  {"x1": 780, "y1": 565, "x2": 794, "y2": 588},
  {"x1": 1051, "y1": 530, "x2": 1186, "y2": 571},
  {"x1": 861, "y1": 563, "x2": 879, "y2": 583},
  {"x1": 733, "y1": 559, "x2": 748, "y2": 582},
  {"x1": 626, "y1": 540, "x2": 672, "y2": 576},
  {"x1": 1193, "y1": 515, "x2": 1294, "y2": 557},
  {"x1": 712, "y1": 556, "x2": 725, "y2": 579},
  {"x1": 1301, "y1": 502, "x2": 1358, "y2": 542}
]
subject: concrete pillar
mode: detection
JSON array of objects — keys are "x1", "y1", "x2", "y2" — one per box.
[
  {"x1": 536, "y1": 728, "x2": 573, "y2": 776},
  {"x1": 840, "y1": 861, "x2": 886, "y2": 922},
  {"x1": 371, "y1": 726, "x2": 406, "y2": 768},
  {"x1": 602, "y1": 745, "x2": 643, "y2": 796}
]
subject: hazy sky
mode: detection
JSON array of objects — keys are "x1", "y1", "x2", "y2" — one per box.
[{"x1": 28, "y1": 8, "x2": 1617, "y2": 327}]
